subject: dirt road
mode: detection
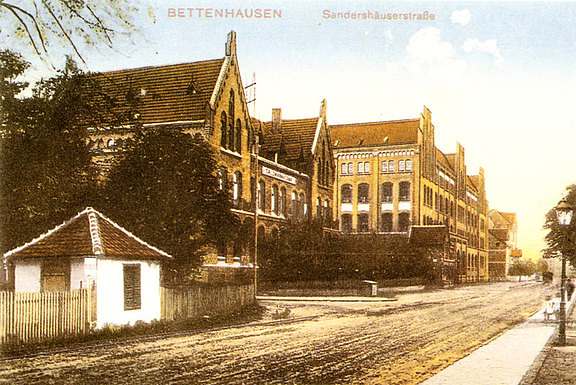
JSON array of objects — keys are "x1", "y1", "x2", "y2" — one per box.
[{"x1": 0, "y1": 282, "x2": 553, "y2": 384}]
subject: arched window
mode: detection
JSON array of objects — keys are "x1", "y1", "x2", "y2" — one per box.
[
  {"x1": 381, "y1": 160, "x2": 388, "y2": 173},
  {"x1": 291, "y1": 191, "x2": 297, "y2": 217},
  {"x1": 381, "y1": 213, "x2": 393, "y2": 232},
  {"x1": 358, "y1": 183, "x2": 370, "y2": 203},
  {"x1": 324, "y1": 199, "x2": 331, "y2": 222},
  {"x1": 280, "y1": 187, "x2": 287, "y2": 216},
  {"x1": 399, "y1": 212, "x2": 410, "y2": 232},
  {"x1": 406, "y1": 159, "x2": 413, "y2": 171},
  {"x1": 271, "y1": 184, "x2": 279, "y2": 214},
  {"x1": 341, "y1": 214, "x2": 352, "y2": 233},
  {"x1": 358, "y1": 162, "x2": 364, "y2": 174},
  {"x1": 220, "y1": 112, "x2": 227, "y2": 148},
  {"x1": 399, "y1": 182, "x2": 410, "y2": 201},
  {"x1": 257, "y1": 180, "x2": 265, "y2": 211},
  {"x1": 341, "y1": 184, "x2": 353, "y2": 203},
  {"x1": 364, "y1": 161, "x2": 370, "y2": 174},
  {"x1": 341, "y1": 163, "x2": 348, "y2": 175},
  {"x1": 398, "y1": 160, "x2": 405, "y2": 172},
  {"x1": 358, "y1": 213, "x2": 370, "y2": 233},
  {"x1": 235, "y1": 119, "x2": 242, "y2": 153},
  {"x1": 388, "y1": 160, "x2": 395, "y2": 172},
  {"x1": 107, "y1": 138, "x2": 115, "y2": 148},
  {"x1": 233, "y1": 171, "x2": 242, "y2": 204},
  {"x1": 218, "y1": 166, "x2": 228, "y2": 191},
  {"x1": 347, "y1": 162, "x2": 353, "y2": 174},
  {"x1": 381, "y1": 182, "x2": 393, "y2": 202}
]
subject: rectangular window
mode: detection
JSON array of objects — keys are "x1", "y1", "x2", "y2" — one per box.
[
  {"x1": 398, "y1": 160, "x2": 405, "y2": 172},
  {"x1": 123, "y1": 264, "x2": 141, "y2": 311},
  {"x1": 358, "y1": 162, "x2": 364, "y2": 174},
  {"x1": 341, "y1": 163, "x2": 348, "y2": 175},
  {"x1": 406, "y1": 159, "x2": 413, "y2": 171},
  {"x1": 388, "y1": 160, "x2": 394, "y2": 172},
  {"x1": 347, "y1": 163, "x2": 353, "y2": 174},
  {"x1": 381, "y1": 161, "x2": 388, "y2": 173},
  {"x1": 364, "y1": 162, "x2": 370, "y2": 174}
]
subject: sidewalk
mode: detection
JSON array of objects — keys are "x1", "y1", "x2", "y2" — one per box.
[{"x1": 420, "y1": 297, "x2": 574, "y2": 385}]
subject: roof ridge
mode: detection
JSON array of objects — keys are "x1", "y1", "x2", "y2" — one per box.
[
  {"x1": 330, "y1": 118, "x2": 420, "y2": 127},
  {"x1": 96, "y1": 58, "x2": 225, "y2": 76},
  {"x1": 94, "y1": 210, "x2": 172, "y2": 259},
  {"x1": 87, "y1": 209, "x2": 104, "y2": 256}
]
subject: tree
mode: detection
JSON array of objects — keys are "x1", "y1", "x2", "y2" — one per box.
[
  {"x1": 99, "y1": 129, "x2": 239, "y2": 281},
  {"x1": 0, "y1": 50, "x2": 100, "y2": 252},
  {"x1": 543, "y1": 184, "x2": 576, "y2": 267},
  {"x1": 508, "y1": 259, "x2": 536, "y2": 281},
  {"x1": 1, "y1": 0, "x2": 141, "y2": 63}
]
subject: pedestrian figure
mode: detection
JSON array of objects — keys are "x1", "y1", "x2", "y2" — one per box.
[
  {"x1": 544, "y1": 296, "x2": 560, "y2": 321},
  {"x1": 566, "y1": 278, "x2": 575, "y2": 301}
]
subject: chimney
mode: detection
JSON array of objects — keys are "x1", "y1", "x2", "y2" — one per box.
[{"x1": 272, "y1": 108, "x2": 282, "y2": 131}]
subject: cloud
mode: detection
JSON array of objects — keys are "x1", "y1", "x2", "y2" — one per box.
[
  {"x1": 463, "y1": 38, "x2": 503, "y2": 64},
  {"x1": 383, "y1": 30, "x2": 393, "y2": 46},
  {"x1": 451, "y1": 9, "x2": 471, "y2": 26},
  {"x1": 387, "y1": 27, "x2": 466, "y2": 80},
  {"x1": 406, "y1": 27, "x2": 454, "y2": 62}
]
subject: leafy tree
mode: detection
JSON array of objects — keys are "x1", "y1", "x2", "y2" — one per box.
[
  {"x1": 543, "y1": 184, "x2": 576, "y2": 267},
  {"x1": 0, "y1": 50, "x2": 100, "y2": 252},
  {"x1": 508, "y1": 259, "x2": 536, "y2": 281},
  {"x1": 99, "y1": 130, "x2": 239, "y2": 281},
  {"x1": 1, "y1": 0, "x2": 141, "y2": 63}
]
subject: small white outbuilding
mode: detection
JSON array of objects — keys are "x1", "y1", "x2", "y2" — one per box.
[{"x1": 3, "y1": 207, "x2": 172, "y2": 328}]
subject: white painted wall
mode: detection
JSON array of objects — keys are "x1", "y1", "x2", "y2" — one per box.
[
  {"x1": 96, "y1": 259, "x2": 161, "y2": 328},
  {"x1": 70, "y1": 258, "x2": 86, "y2": 290},
  {"x1": 14, "y1": 259, "x2": 41, "y2": 292}
]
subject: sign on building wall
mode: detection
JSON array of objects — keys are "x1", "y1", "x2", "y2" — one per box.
[{"x1": 262, "y1": 166, "x2": 297, "y2": 185}]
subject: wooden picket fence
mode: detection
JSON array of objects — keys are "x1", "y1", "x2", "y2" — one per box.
[
  {"x1": 161, "y1": 284, "x2": 255, "y2": 321},
  {"x1": 0, "y1": 287, "x2": 95, "y2": 345}
]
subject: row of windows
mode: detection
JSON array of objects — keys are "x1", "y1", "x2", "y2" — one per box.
[
  {"x1": 257, "y1": 180, "x2": 307, "y2": 218},
  {"x1": 341, "y1": 212, "x2": 410, "y2": 233},
  {"x1": 340, "y1": 159, "x2": 413, "y2": 175},
  {"x1": 341, "y1": 182, "x2": 411, "y2": 203}
]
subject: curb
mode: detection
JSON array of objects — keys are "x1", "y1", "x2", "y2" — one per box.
[
  {"x1": 518, "y1": 297, "x2": 576, "y2": 385},
  {"x1": 257, "y1": 296, "x2": 397, "y2": 302}
]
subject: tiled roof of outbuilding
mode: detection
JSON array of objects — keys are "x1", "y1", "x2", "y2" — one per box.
[
  {"x1": 259, "y1": 118, "x2": 320, "y2": 162},
  {"x1": 93, "y1": 59, "x2": 224, "y2": 126},
  {"x1": 4, "y1": 208, "x2": 171, "y2": 260},
  {"x1": 330, "y1": 119, "x2": 420, "y2": 149}
]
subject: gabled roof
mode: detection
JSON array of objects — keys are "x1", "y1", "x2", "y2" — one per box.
[
  {"x1": 93, "y1": 59, "x2": 225, "y2": 126},
  {"x1": 489, "y1": 228, "x2": 510, "y2": 243},
  {"x1": 435, "y1": 148, "x2": 455, "y2": 174},
  {"x1": 259, "y1": 118, "x2": 320, "y2": 162},
  {"x1": 4, "y1": 208, "x2": 172, "y2": 260},
  {"x1": 330, "y1": 119, "x2": 420, "y2": 149}
]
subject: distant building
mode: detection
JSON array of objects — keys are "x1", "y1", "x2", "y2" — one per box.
[
  {"x1": 330, "y1": 107, "x2": 489, "y2": 283},
  {"x1": 88, "y1": 31, "x2": 335, "y2": 266},
  {"x1": 488, "y1": 210, "x2": 521, "y2": 280}
]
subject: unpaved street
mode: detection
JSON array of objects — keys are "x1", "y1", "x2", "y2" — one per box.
[{"x1": 0, "y1": 282, "x2": 553, "y2": 384}]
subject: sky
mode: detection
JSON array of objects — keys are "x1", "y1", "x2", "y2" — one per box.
[{"x1": 5, "y1": 0, "x2": 576, "y2": 259}]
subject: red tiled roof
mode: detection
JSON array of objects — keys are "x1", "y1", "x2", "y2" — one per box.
[
  {"x1": 259, "y1": 118, "x2": 319, "y2": 162},
  {"x1": 4, "y1": 208, "x2": 171, "y2": 260},
  {"x1": 93, "y1": 59, "x2": 225, "y2": 126},
  {"x1": 330, "y1": 119, "x2": 420, "y2": 149}
]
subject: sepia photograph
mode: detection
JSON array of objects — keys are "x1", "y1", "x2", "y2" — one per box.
[{"x1": 1, "y1": 1, "x2": 576, "y2": 383}]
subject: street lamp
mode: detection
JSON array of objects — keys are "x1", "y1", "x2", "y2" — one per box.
[{"x1": 555, "y1": 198, "x2": 573, "y2": 346}]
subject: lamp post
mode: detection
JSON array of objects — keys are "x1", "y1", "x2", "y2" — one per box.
[{"x1": 555, "y1": 198, "x2": 573, "y2": 346}]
